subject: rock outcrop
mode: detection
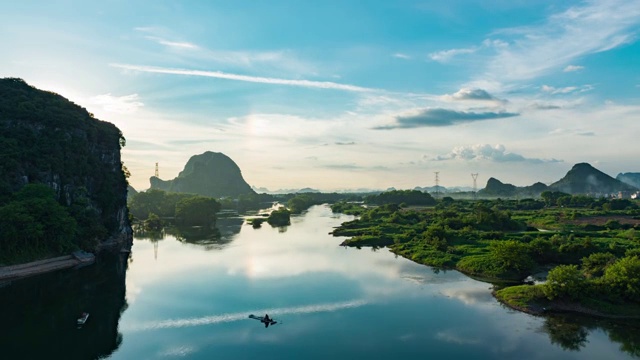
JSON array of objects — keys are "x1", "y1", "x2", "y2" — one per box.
[
  {"x1": 150, "y1": 151, "x2": 254, "y2": 198},
  {"x1": 0, "y1": 78, "x2": 132, "y2": 252}
]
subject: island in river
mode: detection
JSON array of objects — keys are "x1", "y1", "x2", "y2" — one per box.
[{"x1": 330, "y1": 193, "x2": 640, "y2": 319}]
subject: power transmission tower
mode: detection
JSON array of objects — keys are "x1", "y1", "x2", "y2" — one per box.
[
  {"x1": 155, "y1": 162, "x2": 159, "y2": 177},
  {"x1": 471, "y1": 173, "x2": 479, "y2": 200},
  {"x1": 434, "y1": 172, "x2": 440, "y2": 198}
]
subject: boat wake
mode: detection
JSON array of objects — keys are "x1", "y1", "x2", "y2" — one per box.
[{"x1": 124, "y1": 299, "x2": 368, "y2": 332}]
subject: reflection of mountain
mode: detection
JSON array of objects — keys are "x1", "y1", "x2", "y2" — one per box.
[{"x1": 0, "y1": 252, "x2": 128, "y2": 359}]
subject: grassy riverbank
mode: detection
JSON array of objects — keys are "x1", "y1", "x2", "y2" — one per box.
[
  {"x1": 331, "y1": 195, "x2": 640, "y2": 316},
  {"x1": 495, "y1": 285, "x2": 640, "y2": 319}
]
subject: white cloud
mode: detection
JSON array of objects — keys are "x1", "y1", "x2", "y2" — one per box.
[
  {"x1": 541, "y1": 84, "x2": 593, "y2": 94},
  {"x1": 433, "y1": 144, "x2": 562, "y2": 164},
  {"x1": 136, "y1": 27, "x2": 316, "y2": 75},
  {"x1": 149, "y1": 37, "x2": 199, "y2": 50},
  {"x1": 549, "y1": 128, "x2": 596, "y2": 137},
  {"x1": 563, "y1": 65, "x2": 584, "y2": 72},
  {"x1": 88, "y1": 93, "x2": 144, "y2": 114},
  {"x1": 429, "y1": 38, "x2": 511, "y2": 64},
  {"x1": 429, "y1": 47, "x2": 476, "y2": 63},
  {"x1": 484, "y1": 0, "x2": 640, "y2": 83},
  {"x1": 393, "y1": 53, "x2": 411, "y2": 59},
  {"x1": 111, "y1": 64, "x2": 377, "y2": 92},
  {"x1": 442, "y1": 88, "x2": 504, "y2": 103},
  {"x1": 435, "y1": 330, "x2": 481, "y2": 345}
]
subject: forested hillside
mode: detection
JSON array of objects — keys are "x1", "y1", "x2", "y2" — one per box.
[{"x1": 0, "y1": 78, "x2": 131, "y2": 263}]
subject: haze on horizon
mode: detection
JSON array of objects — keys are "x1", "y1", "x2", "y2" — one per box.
[{"x1": 1, "y1": 0, "x2": 639, "y2": 192}]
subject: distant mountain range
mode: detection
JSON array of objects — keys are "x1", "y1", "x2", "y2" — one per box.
[
  {"x1": 252, "y1": 186, "x2": 321, "y2": 194},
  {"x1": 479, "y1": 163, "x2": 638, "y2": 198},
  {"x1": 151, "y1": 154, "x2": 637, "y2": 200},
  {"x1": 617, "y1": 173, "x2": 640, "y2": 189},
  {"x1": 414, "y1": 185, "x2": 475, "y2": 193},
  {"x1": 150, "y1": 151, "x2": 254, "y2": 198}
]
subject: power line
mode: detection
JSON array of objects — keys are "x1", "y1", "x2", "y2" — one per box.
[{"x1": 471, "y1": 173, "x2": 479, "y2": 200}]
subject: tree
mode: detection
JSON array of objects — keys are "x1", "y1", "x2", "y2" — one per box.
[
  {"x1": 175, "y1": 196, "x2": 220, "y2": 226},
  {"x1": 287, "y1": 194, "x2": 317, "y2": 214},
  {"x1": 541, "y1": 191, "x2": 569, "y2": 207},
  {"x1": 0, "y1": 184, "x2": 77, "y2": 261},
  {"x1": 144, "y1": 213, "x2": 163, "y2": 230},
  {"x1": 581, "y1": 252, "x2": 616, "y2": 278},
  {"x1": 267, "y1": 207, "x2": 291, "y2": 226},
  {"x1": 603, "y1": 256, "x2": 640, "y2": 302},
  {"x1": 490, "y1": 240, "x2": 535, "y2": 274},
  {"x1": 543, "y1": 265, "x2": 586, "y2": 300}
]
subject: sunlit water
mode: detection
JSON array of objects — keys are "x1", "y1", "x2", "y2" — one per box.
[{"x1": 1, "y1": 205, "x2": 638, "y2": 359}]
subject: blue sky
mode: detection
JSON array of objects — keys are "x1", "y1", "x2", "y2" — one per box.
[{"x1": 1, "y1": 0, "x2": 639, "y2": 191}]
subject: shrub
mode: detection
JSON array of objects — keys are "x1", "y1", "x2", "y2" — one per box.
[{"x1": 543, "y1": 265, "x2": 587, "y2": 300}]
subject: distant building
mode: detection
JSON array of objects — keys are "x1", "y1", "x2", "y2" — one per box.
[{"x1": 618, "y1": 191, "x2": 634, "y2": 199}]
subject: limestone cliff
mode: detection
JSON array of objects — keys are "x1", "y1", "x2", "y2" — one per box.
[
  {"x1": 0, "y1": 78, "x2": 132, "y2": 252},
  {"x1": 150, "y1": 151, "x2": 255, "y2": 198}
]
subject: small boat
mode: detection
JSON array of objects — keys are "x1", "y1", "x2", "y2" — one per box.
[
  {"x1": 248, "y1": 314, "x2": 278, "y2": 328},
  {"x1": 77, "y1": 312, "x2": 89, "y2": 325}
]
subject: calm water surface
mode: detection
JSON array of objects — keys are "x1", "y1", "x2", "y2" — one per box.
[{"x1": 1, "y1": 205, "x2": 638, "y2": 359}]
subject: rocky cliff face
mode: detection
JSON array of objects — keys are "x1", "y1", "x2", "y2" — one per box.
[
  {"x1": 0, "y1": 78, "x2": 132, "y2": 250},
  {"x1": 150, "y1": 151, "x2": 255, "y2": 198}
]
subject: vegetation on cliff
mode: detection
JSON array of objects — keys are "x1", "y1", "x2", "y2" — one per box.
[
  {"x1": 0, "y1": 78, "x2": 130, "y2": 264},
  {"x1": 149, "y1": 151, "x2": 254, "y2": 198}
]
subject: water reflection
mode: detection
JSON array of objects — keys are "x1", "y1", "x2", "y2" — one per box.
[
  {"x1": 0, "y1": 251, "x2": 129, "y2": 359},
  {"x1": 540, "y1": 315, "x2": 640, "y2": 357},
  {"x1": 2, "y1": 205, "x2": 639, "y2": 359}
]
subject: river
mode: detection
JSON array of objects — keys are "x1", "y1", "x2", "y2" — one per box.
[{"x1": 1, "y1": 205, "x2": 638, "y2": 359}]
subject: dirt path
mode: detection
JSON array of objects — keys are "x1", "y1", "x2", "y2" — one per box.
[{"x1": 0, "y1": 253, "x2": 95, "y2": 281}]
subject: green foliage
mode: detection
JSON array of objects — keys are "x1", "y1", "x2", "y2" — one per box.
[
  {"x1": 364, "y1": 189, "x2": 436, "y2": 206},
  {"x1": 332, "y1": 196, "x2": 640, "y2": 292},
  {"x1": 267, "y1": 207, "x2": 291, "y2": 226},
  {"x1": 330, "y1": 201, "x2": 366, "y2": 215},
  {"x1": 494, "y1": 285, "x2": 546, "y2": 309},
  {"x1": 543, "y1": 265, "x2": 587, "y2": 300},
  {"x1": 581, "y1": 252, "x2": 617, "y2": 278},
  {"x1": 129, "y1": 189, "x2": 221, "y2": 226},
  {"x1": 0, "y1": 184, "x2": 77, "y2": 262},
  {"x1": 144, "y1": 213, "x2": 163, "y2": 231},
  {"x1": 541, "y1": 191, "x2": 570, "y2": 207},
  {"x1": 457, "y1": 255, "x2": 506, "y2": 278},
  {"x1": 175, "y1": 196, "x2": 220, "y2": 226},
  {"x1": 128, "y1": 189, "x2": 191, "y2": 220},
  {"x1": 247, "y1": 217, "x2": 266, "y2": 228},
  {"x1": 0, "y1": 78, "x2": 130, "y2": 262},
  {"x1": 235, "y1": 192, "x2": 276, "y2": 212},
  {"x1": 490, "y1": 240, "x2": 535, "y2": 275},
  {"x1": 287, "y1": 194, "x2": 321, "y2": 214},
  {"x1": 603, "y1": 256, "x2": 640, "y2": 302}
]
